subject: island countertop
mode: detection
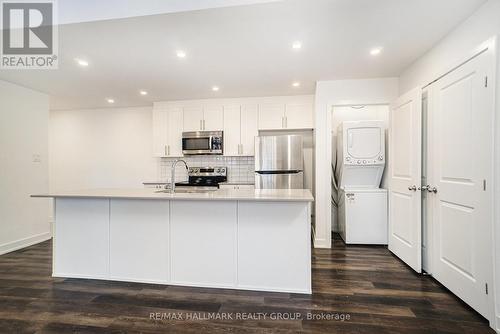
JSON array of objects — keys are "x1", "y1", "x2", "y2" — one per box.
[{"x1": 32, "y1": 188, "x2": 314, "y2": 202}]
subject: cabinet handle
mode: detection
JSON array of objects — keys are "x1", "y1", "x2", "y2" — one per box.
[
  {"x1": 284, "y1": 116, "x2": 288, "y2": 128},
  {"x1": 200, "y1": 120, "x2": 203, "y2": 130},
  {"x1": 203, "y1": 119, "x2": 206, "y2": 130},
  {"x1": 164, "y1": 145, "x2": 168, "y2": 156},
  {"x1": 167, "y1": 145, "x2": 170, "y2": 156}
]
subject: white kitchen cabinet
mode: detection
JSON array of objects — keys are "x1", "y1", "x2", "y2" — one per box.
[
  {"x1": 203, "y1": 105, "x2": 224, "y2": 131},
  {"x1": 183, "y1": 105, "x2": 204, "y2": 132},
  {"x1": 285, "y1": 103, "x2": 313, "y2": 129},
  {"x1": 152, "y1": 109, "x2": 168, "y2": 157},
  {"x1": 223, "y1": 105, "x2": 241, "y2": 156},
  {"x1": 240, "y1": 104, "x2": 258, "y2": 155},
  {"x1": 152, "y1": 106, "x2": 183, "y2": 157},
  {"x1": 166, "y1": 107, "x2": 183, "y2": 156},
  {"x1": 223, "y1": 104, "x2": 258, "y2": 156},
  {"x1": 258, "y1": 103, "x2": 284, "y2": 130},
  {"x1": 258, "y1": 102, "x2": 313, "y2": 130},
  {"x1": 110, "y1": 199, "x2": 169, "y2": 283},
  {"x1": 183, "y1": 105, "x2": 223, "y2": 131}
]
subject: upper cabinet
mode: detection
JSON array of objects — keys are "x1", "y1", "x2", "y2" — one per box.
[
  {"x1": 152, "y1": 106, "x2": 183, "y2": 157},
  {"x1": 223, "y1": 104, "x2": 258, "y2": 156},
  {"x1": 258, "y1": 103, "x2": 285, "y2": 130},
  {"x1": 258, "y1": 101, "x2": 314, "y2": 130},
  {"x1": 183, "y1": 105, "x2": 223, "y2": 131},
  {"x1": 152, "y1": 96, "x2": 314, "y2": 158}
]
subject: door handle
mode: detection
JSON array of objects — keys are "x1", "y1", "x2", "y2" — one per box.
[
  {"x1": 418, "y1": 185, "x2": 430, "y2": 191},
  {"x1": 427, "y1": 187, "x2": 438, "y2": 194},
  {"x1": 408, "y1": 185, "x2": 417, "y2": 191}
]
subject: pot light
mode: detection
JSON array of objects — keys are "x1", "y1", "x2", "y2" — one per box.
[
  {"x1": 292, "y1": 41, "x2": 302, "y2": 50},
  {"x1": 75, "y1": 58, "x2": 89, "y2": 67},
  {"x1": 106, "y1": 98, "x2": 115, "y2": 104},
  {"x1": 212, "y1": 86, "x2": 220, "y2": 92},
  {"x1": 139, "y1": 90, "x2": 148, "y2": 96},
  {"x1": 292, "y1": 82, "x2": 300, "y2": 87},
  {"x1": 370, "y1": 47, "x2": 383, "y2": 56},
  {"x1": 176, "y1": 50, "x2": 186, "y2": 58}
]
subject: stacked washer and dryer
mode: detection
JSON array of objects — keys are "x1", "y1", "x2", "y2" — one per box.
[{"x1": 333, "y1": 120, "x2": 388, "y2": 245}]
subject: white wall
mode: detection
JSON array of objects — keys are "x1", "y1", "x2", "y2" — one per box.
[
  {"x1": 398, "y1": 0, "x2": 500, "y2": 329},
  {"x1": 314, "y1": 78, "x2": 399, "y2": 248},
  {"x1": 399, "y1": 0, "x2": 500, "y2": 92},
  {"x1": 0, "y1": 80, "x2": 50, "y2": 255},
  {"x1": 49, "y1": 107, "x2": 157, "y2": 192}
]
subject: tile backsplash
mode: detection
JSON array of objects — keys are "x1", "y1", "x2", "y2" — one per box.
[{"x1": 157, "y1": 156, "x2": 254, "y2": 183}]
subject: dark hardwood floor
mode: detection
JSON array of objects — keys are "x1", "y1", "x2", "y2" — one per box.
[{"x1": 0, "y1": 235, "x2": 494, "y2": 333}]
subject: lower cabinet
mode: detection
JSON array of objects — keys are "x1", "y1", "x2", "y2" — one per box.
[
  {"x1": 53, "y1": 198, "x2": 311, "y2": 293},
  {"x1": 54, "y1": 198, "x2": 110, "y2": 278},
  {"x1": 237, "y1": 202, "x2": 311, "y2": 292},
  {"x1": 109, "y1": 199, "x2": 169, "y2": 283},
  {"x1": 170, "y1": 201, "x2": 237, "y2": 287}
]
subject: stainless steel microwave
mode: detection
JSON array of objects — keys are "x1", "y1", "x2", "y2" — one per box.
[{"x1": 182, "y1": 131, "x2": 223, "y2": 155}]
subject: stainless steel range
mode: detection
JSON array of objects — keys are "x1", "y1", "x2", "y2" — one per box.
[{"x1": 175, "y1": 166, "x2": 227, "y2": 191}]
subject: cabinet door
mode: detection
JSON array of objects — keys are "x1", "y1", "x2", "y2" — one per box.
[
  {"x1": 285, "y1": 103, "x2": 313, "y2": 129},
  {"x1": 223, "y1": 105, "x2": 241, "y2": 156},
  {"x1": 167, "y1": 107, "x2": 183, "y2": 156},
  {"x1": 240, "y1": 104, "x2": 258, "y2": 155},
  {"x1": 183, "y1": 105, "x2": 203, "y2": 131},
  {"x1": 203, "y1": 105, "x2": 224, "y2": 131},
  {"x1": 258, "y1": 103, "x2": 284, "y2": 130},
  {"x1": 152, "y1": 108, "x2": 168, "y2": 157}
]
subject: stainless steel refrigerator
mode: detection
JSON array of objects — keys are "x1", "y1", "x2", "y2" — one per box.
[{"x1": 255, "y1": 135, "x2": 304, "y2": 189}]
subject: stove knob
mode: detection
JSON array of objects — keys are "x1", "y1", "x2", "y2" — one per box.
[
  {"x1": 363, "y1": 160, "x2": 367, "y2": 164},
  {"x1": 357, "y1": 160, "x2": 361, "y2": 164}
]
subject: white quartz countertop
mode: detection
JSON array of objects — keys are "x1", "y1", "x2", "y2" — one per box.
[{"x1": 32, "y1": 188, "x2": 314, "y2": 202}]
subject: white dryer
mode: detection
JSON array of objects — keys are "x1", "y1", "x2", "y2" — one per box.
[{"x1": 335, "y1": 120, "x2": 385, "y2": 189}]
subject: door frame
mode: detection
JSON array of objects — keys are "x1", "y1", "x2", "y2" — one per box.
[{"x1": 422, "y1": 36, "x2": 498, "y2": 327}]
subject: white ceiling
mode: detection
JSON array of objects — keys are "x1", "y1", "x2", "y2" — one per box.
[{"x1": 0, "y1": 0, "x2": 487, "y2": 110}]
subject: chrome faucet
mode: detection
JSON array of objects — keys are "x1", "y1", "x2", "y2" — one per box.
[{"x1": 171, "y1": 159, "x2": 188, "y2": 193}]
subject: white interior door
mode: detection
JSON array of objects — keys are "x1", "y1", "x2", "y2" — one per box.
[
  {"x1": 388, "y1": 88, "x2": 422, "y2": 273},
  {"x1": 427, "y1": 50, "x2": 494, "y2": 320}
]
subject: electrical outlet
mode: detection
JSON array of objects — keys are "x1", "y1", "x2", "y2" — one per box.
[{"x1": 32, "y1": 154, "x2": 41, "y2": 163}]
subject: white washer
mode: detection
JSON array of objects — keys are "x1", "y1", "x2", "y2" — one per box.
[{"x1": 338, "y1": 188, "x2": 388, "y2": 245}]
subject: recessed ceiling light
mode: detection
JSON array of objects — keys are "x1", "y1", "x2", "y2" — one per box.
[
  {"x1": 139, "y1": 90, "x2": 148, "y2": 96},
  {"x1": 370, "y1": 47, "x2": 383, "y2": 56},
  {"x1": 176, "y1": 50, "x2": 186, "y2": 58},
  {"x1": 75, "y1": 58, "x2": 89, "y2": 67},
  {"x1": 212, "y1": 86, "x2": 220, "y2": 92},
  {"x1": 292, "y1": 82, "x2": 300, "y2": 87},
  {"x1": 106, "y1": 98, "x2": 115, "y2": 104},
  {"x1": 292, "y1": 41, "x2": 302, "y2": 50}
]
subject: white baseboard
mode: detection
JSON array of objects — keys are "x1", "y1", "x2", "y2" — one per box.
[{"x1": 0, "y1": 232, "x2": 52, "y2": 255}]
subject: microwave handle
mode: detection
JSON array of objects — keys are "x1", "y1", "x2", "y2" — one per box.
[{"x1": 209, "y1": 136, "x2": 213, "y2": 151}]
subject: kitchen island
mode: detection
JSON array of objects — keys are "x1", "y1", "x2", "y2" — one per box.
[{"x1": 32, "y1": 188, "x2": 314, "y2": 294}]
